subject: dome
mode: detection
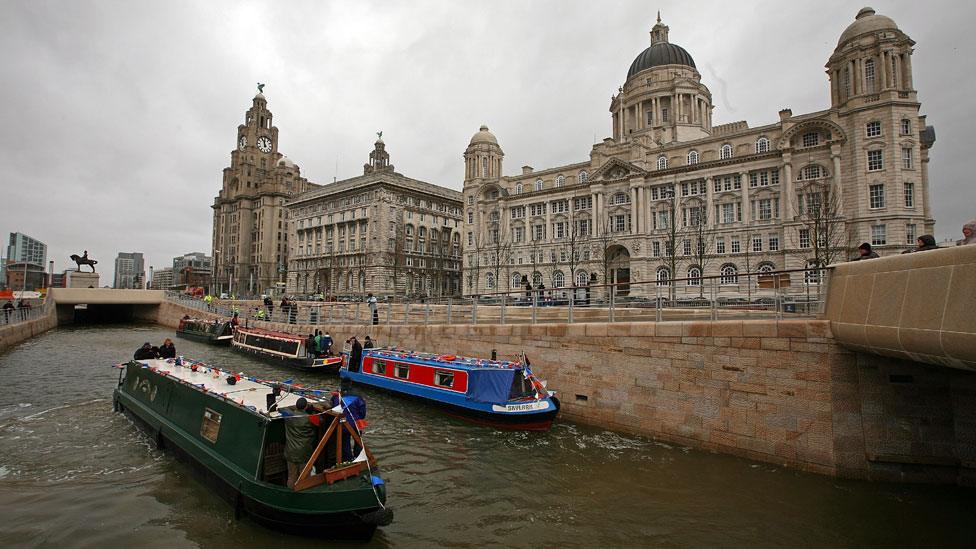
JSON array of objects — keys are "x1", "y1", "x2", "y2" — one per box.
[
  {"x1": 278, "y1": 156, "x2": 296, "y2": 168},
  {"x1": 837, "y1": 7, "x2": 899, "y2": 46},
  {"x1": 469, "y1": 124, "x2": 498, "y2": 145},
  {"x1": 627, "y1": 41, "x2": 696, "y2": 79},
  {"x1": 254, "y1": 92, "x2": 266, "y2": 101}
]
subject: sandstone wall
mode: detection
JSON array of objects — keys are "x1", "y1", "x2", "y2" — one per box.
[{"x1": 0, "y1": 307, "x2": 58, "y2": 353}]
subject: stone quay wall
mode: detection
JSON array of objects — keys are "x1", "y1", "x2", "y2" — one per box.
[
  {"x1": 0, "y1": 306, "x2": 58, "y2": 353},
  {"x1": 158, "y1": 300, "x2": 976, "y2": 485}
]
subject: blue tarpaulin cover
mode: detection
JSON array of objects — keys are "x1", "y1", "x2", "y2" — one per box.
[{"x1": 466, "y1": 368, "x2": 516, "y2": 403}]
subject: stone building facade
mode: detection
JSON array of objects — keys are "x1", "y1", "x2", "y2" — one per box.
[
  {"x1": 211, "y1": 91, "x2": 316, "y2": 296},
  {"x1": 286, "y1": 139, "x2": 463, "y2": 297},
  {"x1": 462, "y1": 9, "x2": 936, "y2": 297}
]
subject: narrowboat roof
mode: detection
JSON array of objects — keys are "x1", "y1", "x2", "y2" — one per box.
[
  {"x1": 365, "y1": 348, "x2": 524, "y2": 372},
  {"x1": 131, "y1": 358, "x2": 337, "y2": 417}
]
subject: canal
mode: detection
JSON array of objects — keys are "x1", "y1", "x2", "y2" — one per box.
[{"x1": 0, "y1": 324, "x2": 974, "y2": 547}]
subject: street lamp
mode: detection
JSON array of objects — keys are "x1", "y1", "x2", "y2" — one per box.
[{"x1": 212, "y1": 249, "x2": 220, "y2": 296}]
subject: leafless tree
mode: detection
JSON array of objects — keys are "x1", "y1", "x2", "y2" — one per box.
[
  {"x1": 659, "y1": 190, "x2": 680, "y2": 300},
  {"x1": 388, "y1": 222, "x2": 407, "y2": 297},
  {"x1": 686, "y1": 198, "x2": 712, "y2": 299},
  {"x1": 794, "y1": 179, "x2": 847, "y2": 286},
  {"x1": 486, "y1": 220, "x2": 511, "y2": 295}
]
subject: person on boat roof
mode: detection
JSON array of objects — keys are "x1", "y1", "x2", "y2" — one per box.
[
  {"x1": 321, "y1": 331, "x2": 333, "y2": 356},
  {"x1": 284, "y1": 397, "x2": 322, "y2": 489},
  {"x1": 158, "y1": 338, "x2": 176, "y2": 359},
  {"x1": 133, "y1": 342, "x2": 158, "y2": 360}
]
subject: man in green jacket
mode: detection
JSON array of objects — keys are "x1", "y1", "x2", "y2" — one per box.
[{"x1": 284, "y1": 398, "x2": 322, "y2": 488}]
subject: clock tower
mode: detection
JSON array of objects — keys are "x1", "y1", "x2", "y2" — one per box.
[{"x1": 211, "y1": 87, "x2": 316, "y2": 296}]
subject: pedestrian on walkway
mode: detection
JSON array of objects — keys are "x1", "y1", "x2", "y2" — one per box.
[{"x1": 367, "y1": 293, "x2": 378, "y2": 325}]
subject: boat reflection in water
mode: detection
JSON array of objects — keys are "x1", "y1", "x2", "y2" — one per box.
[{"x1": 112, "y1": 357, "x2": 392, "y2": 540}]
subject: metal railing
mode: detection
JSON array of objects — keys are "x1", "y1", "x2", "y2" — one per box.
[
  {"x1": 0, "y1": 298, "x2": 53, "y2": 328},
  {"x1": 165, "y1": 267, "x2": 827, "y2": 328}
]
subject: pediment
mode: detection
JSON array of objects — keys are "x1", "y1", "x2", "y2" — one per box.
[{"x1": 590, "y1": 157, "x2": 647, "y2": 182}]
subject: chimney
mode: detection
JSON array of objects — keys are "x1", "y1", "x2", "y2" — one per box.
[
  {"x1": 779, "y1": 108, "x2": 792, "y2": 122},
  {"x1": 521, "y1": 165, "x2": 533, "y2": 175}
]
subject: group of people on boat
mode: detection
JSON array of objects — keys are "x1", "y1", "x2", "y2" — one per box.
[
  {"x1": 305, "y1": 329, "x2": 334, "y2": 357},
  {"x1": 284, "y1": 378, "x2": 367, "y2": 489},
  {"x1": 133, "y1": 338, "x2": 177, "y2": 360}
]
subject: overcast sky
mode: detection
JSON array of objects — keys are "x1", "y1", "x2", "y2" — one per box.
[{"x1": 2, "y1": 0, "x2": 973, "y2": 281}]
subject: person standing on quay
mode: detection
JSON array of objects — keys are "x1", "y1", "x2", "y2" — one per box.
[
  {"x1": 961, "y1": 219, "x2": 976, "y2": 245},
  {"x1": 367, "y1": 293, "x2": 378, "y2": 325}
]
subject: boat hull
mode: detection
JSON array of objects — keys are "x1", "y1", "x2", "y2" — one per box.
[
  {"x1": 176, "y1": 329, "x2": 232, "y2": 346},
  {"x1": 113, "y1": 362, "x2": 388, "y2": 539},
  {"x1": 340, "y1": 368, "x2": 559, "y2": 431}
]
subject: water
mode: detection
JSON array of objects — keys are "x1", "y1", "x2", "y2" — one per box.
[{"x1": 1, "y1": 324, "x2": 974, "y2": 548}]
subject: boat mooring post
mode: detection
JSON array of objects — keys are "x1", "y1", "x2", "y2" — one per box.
[
  {"x1": 531, "y1": 292, "x2": 537, "y2": 324},
  {"x1": 568, "y1": 287, "x2": 574, "y2": 323},
  {"x1": 609, "y1": 285, "x2": 615, "y2": 323},
  {"x1": 655, "y1": 284, "x2": 662, "y2": 323}
]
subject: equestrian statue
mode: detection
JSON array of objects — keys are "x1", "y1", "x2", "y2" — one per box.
[{"x1": 70, "y1": 250, "x2": 97, "y2": 273}]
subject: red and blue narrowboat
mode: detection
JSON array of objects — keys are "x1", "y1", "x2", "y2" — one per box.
[
  {"x1": 340, "y1": 350, "x2": 559, "y2": 430},
  {"x1": 232, "y1": 326, "x2": 342, "y2": 372}
]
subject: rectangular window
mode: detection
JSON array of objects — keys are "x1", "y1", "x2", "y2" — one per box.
[
  {"x1": 532, "y1": 225, "x2": 545, "y2": 241},
  {"x1": 722, "y1": 203, "x2": 735, "y2": 224},
  {"x1": 652, "y1": 241, "x2": 661, "y2": 257},
  {"x1": 866, "y1": 121, "x2": 882, "y2": 138},
  {"x1": 683, "y1": 239, "x2": 691, "y2": 255},
  {"x1": 716, "y1": 238, "x2": 726, "y2": 254},
  {"x1": 906, "y1": 223, "x2": 917, "y2": 244},
  {"x1": 731, "y1": 238, "x2": 741, "y2": 254},
  {"x1": 867, "y1": 150, "x2": 883, "y2": 171},
  {"x1": 467, "y1": 232, "x2": 473, "y2": 246},
  {"x1": 395, "y1": 363, "x2": 409, "y2": 379},
  {"x1": 802, "y1": 133, "x2": 819, "y2": 147},
  {"x1": 768, "y1": 234, "x2": 780, "y2": 252},
  {"x1": 467, "y1": 211, "x2": 473, "y2": 223},
  {"x1": 372, "y1": 360, "x2": 387, "y2": 375},
  {"x1": 758, "y1": 199, "x2": 772, "y2": 221},
  {"x1": 901, "y1": 119, "x2": 911, "y2": 135},
  {"x1": 434, "y1": 370, "x2": 455, "y2": 388},
  {"x1": 869, "y1": 184, "x2": 886, "y2": 209},
  {"x1": 200, "y1": 408, "x2": 222, "y2": 443},
  {"x1": 902, "y1": 147, "x2": 913, "y2": 169},
  {"x1": 510, "y1": 206, "x2": 526, "y2": 219},
  {"x1": 871, "y1": 224, "x2": 887, "y2": 246},
  {"x1": 904, "y1": 182, "x2": 915, "y2": 208},
  {"x1": 662, "y1": 107, "x2": 669, "y2": 122},
  {"x1": 513, "y1": 226, "x2": 524, "y2": 243},
  {"x1": 752, "y1": 237, "x2": 763, "y2": 252},
  {"x1": 799, "y1": 229, "x2": 811, "y2": 248}
]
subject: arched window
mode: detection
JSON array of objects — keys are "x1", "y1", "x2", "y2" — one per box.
[
  {"x1": 656, "y1": 267, "x2": 671, "y2": 286},
  {"x1": 485, "y1": 272, "x2": 495, "y2": 289},
  {"x1": 481, "y1": 157, "x2": 488, "y2": 177},
  {"x1": 720, "y1": 264, "x2": 738, "y2": 285},
  {"x1": 687, "y1": 150, "x2": 699, "y2": 165},
  {"x1": 611, "y1": 192, "x2": 629, "y2": 205},
  {"x1": 756, "y1": 137, "x2": 770, "y2": 154},
  {"x1": 804, "y1": 260, "x2": 824, "y2": 285},
  {"x1": 515, "y1": 183, "x2": 523, "y2": 194},
  {"x1": 657, "y1": 156, "x2": 668, "y2": 170},
  {"x1": 405, "y1": 224, "x2": 414, "y2": 236},
  {"x1": 553, "y1": 271, "x2": 565, "y2": 288},
  {"x1": 797, "y1": 164, "x2": 828, "y2": 181},
  {"x1": 555, "y1": 175, "x2": 565, "y2": 188},
  {"x1": 576, "y1": 271, "x2": 589, "y2": 287},
  {"x1": 720, "y1": 144, "x2": 733, "y2": 159},
  {"x1": 757, "y1": 262, "x2": 775, "y2": 274},
  {"x1": 532, "y1": 272, "x2": 543, "y2": 286},
  {"x1": 535, "y1": 179, "x2": 543, "y2": 191},
  {"x1": 687, "y1": 266, "x2": 702, "y2": 286},
  {"x1": 511, "y1": 272, "x2": 522, "y2": 289},
  {"x1": 578, "y1": 170, "x2": 589, "y2": 184}
]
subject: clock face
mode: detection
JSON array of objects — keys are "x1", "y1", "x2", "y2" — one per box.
[
  {"x1": 238, "y1": 136, "x2": 247, "y2": 150},
  {"x1": 257, "y1": 136, "x2": 272, "y2": 153}
]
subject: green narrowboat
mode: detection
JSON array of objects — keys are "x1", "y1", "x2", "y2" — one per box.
[
  {"x1": 112, "y1": 358, "x2": 392, "y2": 539},
  {"x1": 176, "y1": 318, "x2": 234, "y2": 346}
]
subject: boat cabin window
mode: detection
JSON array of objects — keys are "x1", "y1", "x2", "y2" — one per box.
[
  {"x1": 200, "y1": 408, "x2": 222, "y2": 443},
  {"x1": 434, "y1": 370, "x2": 455, "y2": 388},
  {"x1": 394, "y1": 363, "x2": 410, "y2": 379},
  {"x1": 372, "y1": 360, "x2": 387, "y2": 375},
  {"x1": 244, "y1": 333, "x2": 300, "y2": 356}
]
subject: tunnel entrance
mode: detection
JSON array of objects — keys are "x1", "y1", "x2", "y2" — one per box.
[{"x1": 57, "y1": 304, "x2": 158, "y2": 324}]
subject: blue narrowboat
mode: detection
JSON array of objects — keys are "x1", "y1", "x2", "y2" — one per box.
[{"x1": 340, "y1": 349, "x2": 559, "y2": 430}]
